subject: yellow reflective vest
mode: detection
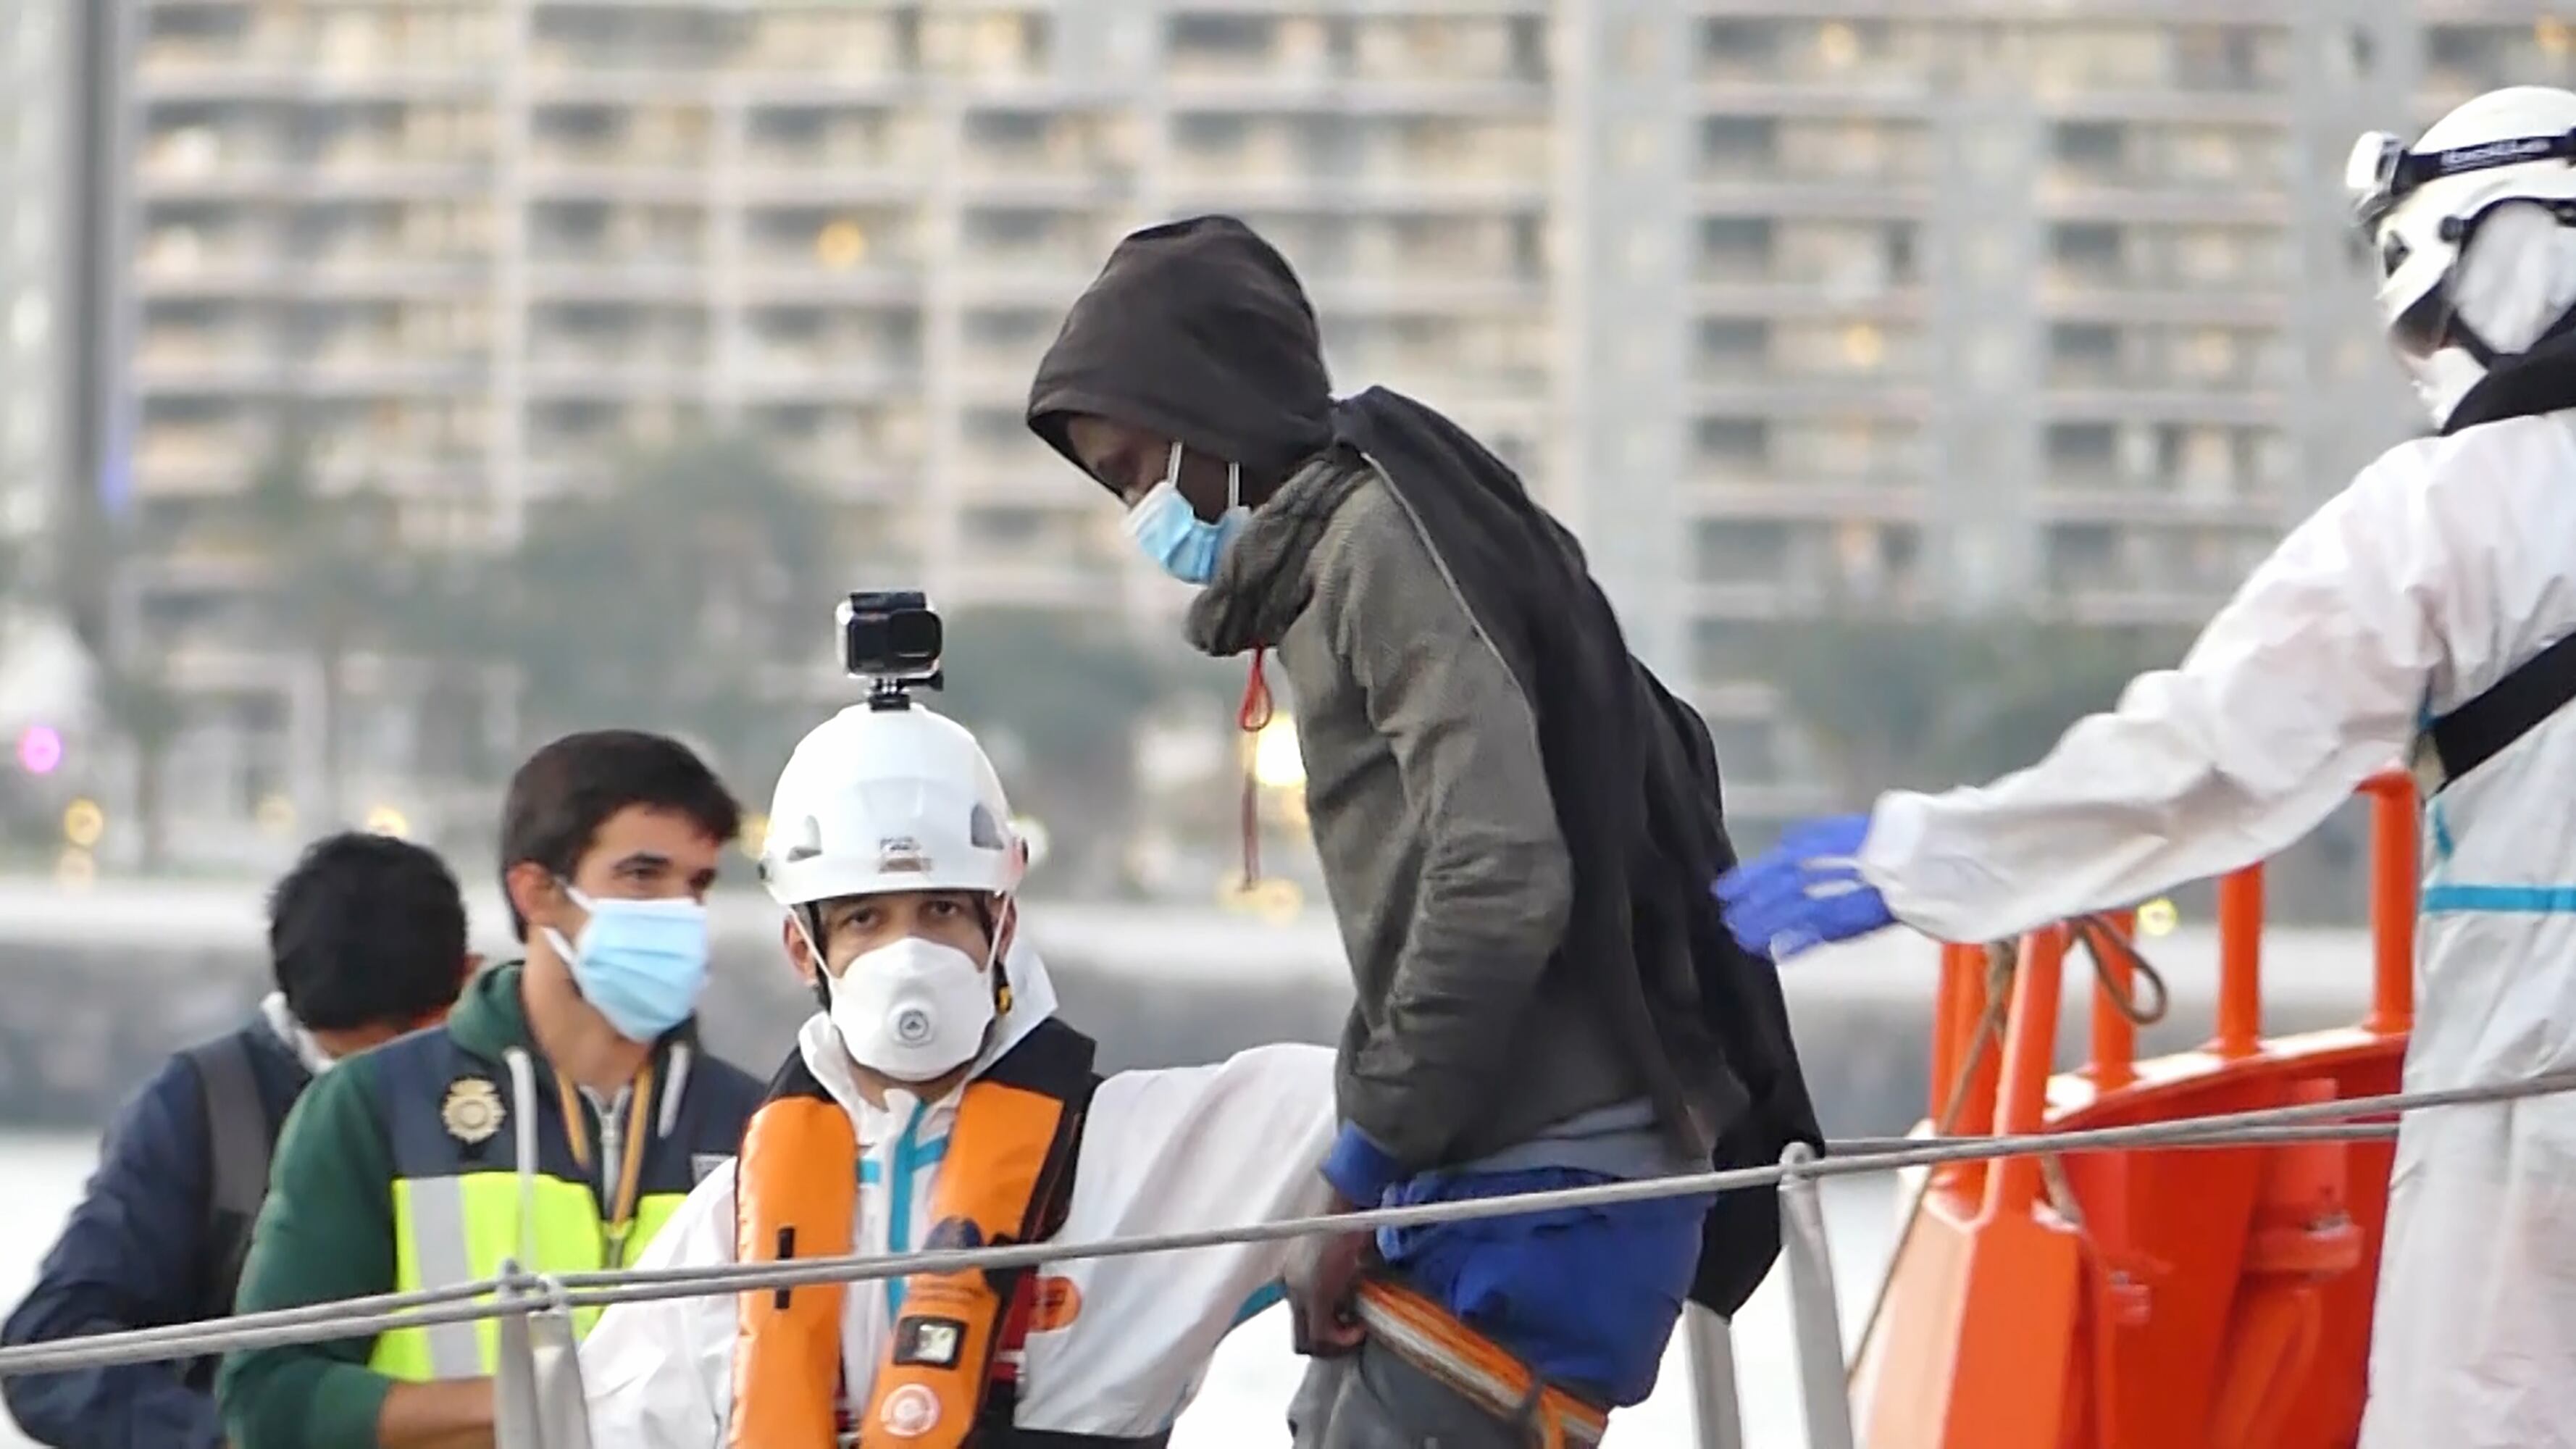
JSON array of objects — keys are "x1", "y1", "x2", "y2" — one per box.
[{"x1": 365, "y1": 1022, "x2": 756, "y2": 1378}]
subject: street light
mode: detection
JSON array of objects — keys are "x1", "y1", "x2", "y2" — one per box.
[
  {"x1": 255, "y1": 793, "x2": 298, "y2": 837},
  {"x1": 62, "y1": 798, "x2": 105, "y2": 850},
  {"x1": 16, "y1": 724, "x2": 62, "y2": 776}
]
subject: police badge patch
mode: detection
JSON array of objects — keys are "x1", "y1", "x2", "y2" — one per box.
[{"x1": 441, "y1": 1077, "x2": 505, "y2": 1146}]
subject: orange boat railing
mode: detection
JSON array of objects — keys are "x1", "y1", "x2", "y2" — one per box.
[{"x1": 1860, "y1": 769, "x2": 2422, "y2": 1449}]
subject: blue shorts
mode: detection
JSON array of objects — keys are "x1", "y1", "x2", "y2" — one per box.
[{"x1": 1373, "y1": 1166, "x2": 1707, "y2": 1408}]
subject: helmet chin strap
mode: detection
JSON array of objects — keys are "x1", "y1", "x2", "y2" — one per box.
[
  {"x1": 795, "y1": 906, "x2": 832, "y2": 1011},
  {"x1": 983, "y1": 894, "x2": 1015, "y2": 1016}
]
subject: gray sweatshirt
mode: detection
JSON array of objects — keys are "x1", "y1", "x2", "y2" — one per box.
[{"x1": 1189, "y1": 456, "x2": 1690, "y2": 1182}]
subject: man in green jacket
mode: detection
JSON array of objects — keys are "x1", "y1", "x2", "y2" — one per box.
[{"x1": 217, "y1": 730, "x2": 767, "y2": 1449}]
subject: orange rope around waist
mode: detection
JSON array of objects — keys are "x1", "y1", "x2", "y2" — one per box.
[{"x1": 1351, "y1": 1280, "x2": 1609, "y2": 1449}]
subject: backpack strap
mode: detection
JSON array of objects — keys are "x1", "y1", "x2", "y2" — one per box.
[
  {"x1": 183, "y1": 1035, "x2": 279, "y2": 1321},
  {"x1": 2414, "y1": 629, "x2": 2576, "y2": 794}
]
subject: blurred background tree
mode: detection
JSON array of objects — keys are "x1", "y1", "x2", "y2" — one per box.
[
  {"x1": 444, "y1": 430, "x2": 831, "y2": 806},
  {"x1": 939, "y1": 607, "x2": 1192, "y2": 895},
  {"x1": 1752, "y1": 607, "x2": 2364, "y2": 922}
]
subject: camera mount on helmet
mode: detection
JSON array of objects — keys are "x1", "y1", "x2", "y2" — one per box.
[{"x1": 837, "y1": 590, "x2": 944, "y2": 711}]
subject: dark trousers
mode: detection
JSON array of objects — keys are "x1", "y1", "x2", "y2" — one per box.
[{"x1": 1288, "y1": 1342, "x2": 1542, "y2": 1449}]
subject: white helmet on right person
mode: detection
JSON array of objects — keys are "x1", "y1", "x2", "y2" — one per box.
[
  {"x1": 2346, "y1": 85, "x2": 2576, "y2": 425},
  {"x1": 758, "y1": 701, "x2": 1026, "y2": 910}
]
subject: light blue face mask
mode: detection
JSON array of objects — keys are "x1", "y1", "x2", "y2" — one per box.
[
  {"x1": 1125, "y1": 440, "x2": 1245, "y2": 585},
  {"x1": 543, "y1": 885, "x2": 712, "y2": 1044}
]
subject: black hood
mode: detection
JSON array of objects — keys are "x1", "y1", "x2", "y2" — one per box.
[{"x1": 1026, "y1": 215, "x2": 1335, "y2": 490}]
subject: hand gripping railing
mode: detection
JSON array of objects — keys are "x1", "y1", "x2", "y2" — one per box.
[{"x1": 6, "y1": 1072, "x2": 2575, "y2": 1449}]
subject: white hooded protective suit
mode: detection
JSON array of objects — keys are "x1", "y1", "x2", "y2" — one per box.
[
  {"x1": 1853, "y1": 217, "x2": 2576, "y2": 1447},
  {"x1": 577, "y1": 940, "x2": 1339, "y2": 1446}
]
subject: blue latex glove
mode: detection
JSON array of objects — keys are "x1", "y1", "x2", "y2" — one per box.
[{"x1": 1711, "y1": 813, "x2": 1894, "y2": 961}]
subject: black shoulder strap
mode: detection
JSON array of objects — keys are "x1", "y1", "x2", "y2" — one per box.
[
  {"x1": 2420, "y1": 628, "x2": 2576, "y2": 791},
  {"x1": 183, "y1": 1036, "x2": 277, "y2": 1319}
]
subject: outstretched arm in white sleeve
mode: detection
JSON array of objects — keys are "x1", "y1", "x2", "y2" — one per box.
[
  {"x1": 1016, "y1": 1042, "x2": 1339, "y2": 1434},
  {"x1": 1858, "y1": 451, "x2": 2462, "y2": 946}
]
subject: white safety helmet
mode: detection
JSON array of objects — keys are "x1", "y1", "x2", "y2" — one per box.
[
  {"x1": 2347, "y1": 86, "x2": 2576, "y2": 419},
  {"x1": 759, "y1": 701, "x2": 1025, "y2": 910}
]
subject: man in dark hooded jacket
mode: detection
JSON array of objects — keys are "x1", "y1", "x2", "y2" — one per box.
[{"x1": 1026, "y1": 214, "x2": 1820, "y2": 1446}]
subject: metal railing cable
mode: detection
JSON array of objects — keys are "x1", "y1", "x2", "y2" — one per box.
[
  {"x1": 559, "y1": 1061, "x2": 2526, "y2": 1308},
  {"x1": 2, "y1": 1064, "x2": 2562, "y2": 1382}
]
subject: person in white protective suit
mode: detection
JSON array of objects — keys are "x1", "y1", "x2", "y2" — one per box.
[
  {"x1": 1713, "y1": 85, "x2": 2576, "y2": 1449},
  {"x1": 579, "y1": 694, "x2": 1338, "y2": 1448}
]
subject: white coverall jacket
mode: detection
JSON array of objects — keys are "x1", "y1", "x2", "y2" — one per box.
[
  {"x1": 1854, "y1": 411, "x2": 2576, "y2": 1448},
  {"x1": 580, "y1": 944, "x2": 1339, "y2": 1446}
]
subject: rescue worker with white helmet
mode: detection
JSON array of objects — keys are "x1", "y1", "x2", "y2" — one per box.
[
  {"x1": 1715, "y1": 84, "x2": 2576, "y2": 1448},
  {"x1": 579, "y1": 695, "x2": 1338, "y2": 1447}
]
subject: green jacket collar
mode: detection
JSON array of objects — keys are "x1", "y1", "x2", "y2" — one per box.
[{"x1": 447, "y1": 959, "x2": 706, "y2": 1066}]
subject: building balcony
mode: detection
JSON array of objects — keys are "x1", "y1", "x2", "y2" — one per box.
[
  {"x1": 133, "y1": 353, "x2": 295, "y2": 393},
  {"x1": 1163, "y1": 72, "x2": 1547, "y2": 117},
  {"x1": 2035, "y1": 90, "x2": 2288, "y2": 126},
  {"x1": 734, "y1": 167, "x2": 922, "y2": 206},
  {"x1": 732, "y1": 360, "x2": 917, "y2": 404},
  {"x1": 1682, "y1": 477, "x2": 1931, "y2": 522},
  {"x1": 2044, "y1": 349, "x2": 2288, "y2": 395},
  {"x1": 2041, "y1": 286, "x2": 2287, "y2": 326},
  {"x1": 522, "y1": 364, "x2": 706, "y2": 401},
  {"x1": 737, "y1": 28, "x2": 913, "y2": 79},
  {"x1": 1305, "y1": 274, "x2": 1547, "y2": 314},
  {"x1": 2036, "y1": 183, "x2": 2288, "y2": 227},
  {"x1": 523, "y1": 166, "x2": 714, "y2": 204},
  {"x1": 1691, "y1": 278, "x2": 1929, "y2": 317},
  {"x1": 138, "y1": 57, "x2": 490, "y2": 104},
  {"x1": 734, "y1": 267, "x2": 926, "y2": 306},
  {"x1": 954, "y1": 167, "x2": 1136, "y2": 209},
  {"x1": 2040, "y1": 388, "x2": 2280, "y2": 427},
  {"x1": 2030, "y1": 488, "x2": 2284, "y2": 529},
  {"x1": 1161, "y1": 167, "x2": 1547, "y2": 214},
  {"x1": 1694, "y1": 154, "x2": 1928, "y2": 195},
  {"x1": 138, "y1": 30, "x2": 306, "y2": 78},
  {"x1": 135, "y1": 427, "x2": 272, "y2": 494},
  {"x1": 1688, "y1": 378, "x2": 1933, "y2": 418},
  {"x1": 527, "y1": 333, "x2": 708, "y2": 373},
  {"x1": 303, "y1": 347, "x2": 488, "y2": 391},
  {"x1": 524, "y1": 261, "x2": 706, "y2": 301}
]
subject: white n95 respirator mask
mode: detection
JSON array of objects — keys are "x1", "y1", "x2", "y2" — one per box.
[{"x1": 828, "y1": 936, "x2": 997, "y2": 1081}]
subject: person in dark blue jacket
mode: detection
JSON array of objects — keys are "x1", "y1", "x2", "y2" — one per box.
[{"x1": 1, "y1": 832, "x2": 477, "y2": 1449}]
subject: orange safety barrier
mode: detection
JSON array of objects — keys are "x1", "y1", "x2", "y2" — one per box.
[{"x1": 1860, "y1": 771, "x2": 2420, "y2": 1449}]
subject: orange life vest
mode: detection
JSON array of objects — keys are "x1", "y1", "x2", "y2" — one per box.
[{"x1": 728, "y1": 1019, "x2": 1107, "y2": 1449}]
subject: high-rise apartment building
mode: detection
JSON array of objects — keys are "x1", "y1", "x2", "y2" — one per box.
[
  {"x1": 101, "y1": 1, "x2": 2572, "y2": 829},
  {"x1": 0, "y1": 0, "x2": 71, "y2": 564}
]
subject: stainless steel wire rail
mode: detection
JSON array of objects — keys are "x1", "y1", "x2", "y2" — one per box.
[{"x1": 0, "y1": 1069, "x2": 2562, "y2": 1449}]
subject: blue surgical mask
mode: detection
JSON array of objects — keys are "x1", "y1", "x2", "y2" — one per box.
[
  {"x1": 1126, "y1": 440, "x2": 1245, "y2": 585},
  {"x1": 543, "y1": 886, "x2": 711, "y2": 1044}
]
